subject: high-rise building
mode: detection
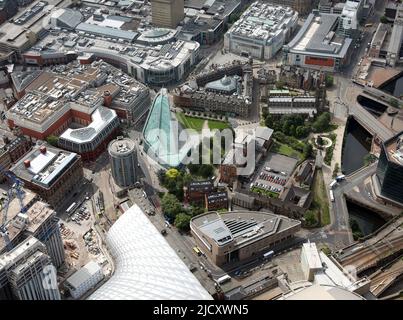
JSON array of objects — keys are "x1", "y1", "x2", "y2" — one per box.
[
  {"x1": 375, "y1": 131, "x2": 403, "y2": 204},
  {"x1": 0, "y1": 192, "x2": 65, "y2": 269},
  {"x1": 0, "y1": 237, "x2": 61, "y2": 300},
  {"x1": 386, "y1": 4, "x2": 403, "y2": 67},
  {"x1": 337, "y1": 0, "x2": 364, "y2": 39},
  {"x1": 108, "y1": 137, "x2": 137, "y2": 188},
  {"x1": 151, "y1": 0, "x2": 184, "y2": 29},
  {"x1": 23, "y1": 201, "x2": 65, "y2": 268}
]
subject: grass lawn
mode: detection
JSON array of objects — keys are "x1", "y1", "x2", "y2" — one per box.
[
  {"x1": 271, "y1": 141, "x2": 302, "y2": 160},
  {"x1": 310, "y1": 169, "x2": 331, "y2": 226},
  {"x1": 176, "y1": 112, "x2": 230, "y2": 132},
  {"x1": 251, "y1": 186, "x2": 280, "y2": 199}
]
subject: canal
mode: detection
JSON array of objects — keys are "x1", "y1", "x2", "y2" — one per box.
[
  {"x1": 342, "y1": 117, "x2": 372, "y2": 175},
  {"x1": 379, "y1": 72, "x2": 403, "y2": 98},
  {"x1": 357, "y1": 95, "x2": 389, "y2": 116},
  {"x1": 347, "y1": 201, "x2": 386, "y2": 237}
]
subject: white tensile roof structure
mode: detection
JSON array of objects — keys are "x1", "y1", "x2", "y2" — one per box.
[{"x1": 88, "y1": 205, "x2": 212, "y2": 300}]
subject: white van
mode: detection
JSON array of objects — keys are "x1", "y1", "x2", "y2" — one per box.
[{"x1": 216, "y1": 274, "x2": 231, "y2": 285}]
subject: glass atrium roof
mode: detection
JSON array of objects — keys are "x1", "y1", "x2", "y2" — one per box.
[{"x1": 142, "y1": 89, "x2": 196, "y2": 168}]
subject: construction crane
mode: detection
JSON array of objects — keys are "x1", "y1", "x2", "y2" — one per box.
[{"x1": 0, "y1": 164, "x2": 26, "y2": 251}]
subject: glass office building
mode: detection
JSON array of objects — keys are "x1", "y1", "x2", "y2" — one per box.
[{"x1": 376, "y1": 132, "x2": 403, "y2": 204}]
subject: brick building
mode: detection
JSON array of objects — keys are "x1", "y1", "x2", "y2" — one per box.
[{"x1": 10, "y1": 144, "x2": 83, "y2": 208}]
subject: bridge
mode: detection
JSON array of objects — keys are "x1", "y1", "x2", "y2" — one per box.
[
  {"x1": 349, "y1": 101, "x2": 394, "y2": 143},
  {"x1": 340, "y1": 82, "x2": 395, "y2": 142}
]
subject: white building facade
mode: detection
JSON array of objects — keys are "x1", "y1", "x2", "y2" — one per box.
[{"x1": 224, "y1": 2, "x2": 298, "y2": 60}]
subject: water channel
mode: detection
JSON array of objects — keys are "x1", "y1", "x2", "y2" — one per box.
[{"x1": 342, "y1": 117, "x2": 372, "y2": 175}]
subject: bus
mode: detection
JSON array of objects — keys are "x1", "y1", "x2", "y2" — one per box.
[
  {"x1": 329, "y1": 190, "x2": 335, "y2": 202},
  {"x1": 216, "y1": 274, "x2": 231, "y2": 285},
  {"x1": 66, "y1": 202, "x2": 78, "y2": 216},
  {"x1": 365, "y1": 23, "x2": 373, "y2": 27}
]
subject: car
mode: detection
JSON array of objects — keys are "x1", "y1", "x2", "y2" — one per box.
[
  {"x1": 160, "y1": 229, "x2": 167, "y2": 236},
  {"x1": 188, "y1": 263, "x2": 197, "y2": 272}
]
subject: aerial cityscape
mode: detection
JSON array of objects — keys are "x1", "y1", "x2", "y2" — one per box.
[{"x1": 0, "y1": 0, "x2": 402, "y2": 304}]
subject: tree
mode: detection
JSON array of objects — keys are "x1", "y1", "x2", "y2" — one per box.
[
  {"x1": 363, "y1": 153, "x2": 377, "y2": 166},
  {"x1": 161, "y1": 193, "x2": 183, "y2": 220},
  {"x1": 303, "y1": 143, "x2": 313, "y2": 159},
  {"x1": 317, "y1": 136, "x2": 324, "y2": 146},
  {"x1": 187, "y1": 164, "x2": 199, "y2": 175},
  {"x1": 157, "y1": 169, "x2": 166, "y2": 185},
  {"x1": 332, "y1": 163, "x2": 340, "y2": 178},
  {"x1": 380, "y1": 16, "x2": 389, "y2": 24},
  {"x1": 325, "y1": 74, "x2": 334, "y2": 88},
  {"x1": 296, "y1": 125, "x2": 309, "y2": 138},
  {"x1": 312, "y1": 112, "x2": 331, "y2": 133},
  {"x1": 166, "y1": 168, "x2": 179, "y2": 179},
  {"x1": 349, "y1": 218, "x2": 364, "y2": 240},
  {"x1": 190, "y1": 206, "x2": 205, "y2": 217},
  {"x1": 390, "y1": 98, "x2": 399, "y2": 109},
  {"x1": 175, "y1": 213, "x2": 192, "y2": 231},
  {"x1": 265, "y1": 114, "x2": 274, "y2": 129},
  {"x1": 199, "y1": 164, "x2": 214, "y2": 178},
  {"x1": 304, "y1": 210, "x2": 318, "y2": 227},
  {"x1": 275, "y1": 80, "x2": 285, "y2": 89},
  {"x1": 321, "y1": 246, "x2": 331, "y2": 256},
  {"x1": 46, "y1": 135, "x2": 59, "y2": 147}
]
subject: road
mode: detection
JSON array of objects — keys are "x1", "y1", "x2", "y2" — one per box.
[{"x1": 330, "y1": 163, "x2": 378, "y2": 246}]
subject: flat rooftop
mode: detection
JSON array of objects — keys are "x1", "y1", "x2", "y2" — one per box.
[
  {"x1": 191, "y1": 210, "x2": 301, "y2": 248},
  {"x1": 108, "y1": 137, "x2": 136, "y2": 155},
  {"x1": 0, "y1": 237, "x2": 44, "y2": 270},
  {"x1": 11, "y1": 144, "x2": 79, "y2": 188},
  {"x1": 286, "y1": 12, "x2": 352, "y2": 58},
  {"x1": 184, "y1": 0, "x2": 241, "y2": 19},
  {"x1": 227, "y1": 2, "x2": 297, "y2": 44},
  {"x1": 27, "y1": 27, "x2": 199, "y2": 74},
  {"x1": 8, "y1": 60, "x2": 147, "y2": 129},
  {"x1": 0, "y1": 0, "x2": 73, "y2": 52},
  {"x1": 66, "y1": 260, "x2": 102, "y2": 290},
  {"x1": 0, "y1": 189, "x2": 38, "y2": 252}
]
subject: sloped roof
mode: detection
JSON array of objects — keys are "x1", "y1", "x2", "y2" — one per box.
[{"x1": 88, "y1": 204, "x2": 212, "y2": 300}]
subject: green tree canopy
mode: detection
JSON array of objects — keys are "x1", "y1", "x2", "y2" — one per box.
[
  {"x1": 304, "y1": 210, "x2": 318, "y2": 227},
  {"x1": 303, "y1": 143, "x2": 313, "y2": 159},
  {"x1": 161, "y1": 193, "x2": 183, "y2": 220},
  {"x1": 380, "y1": 16, "x2": 388, "y2": 24},
  {"x1": 325, "y1": 74, "x2": 334, "y2": 88},
  {"x1": 46, "y1": 135, "x2": 59, "y2": 147},
  {"x1": 174, "y1": 213, "x2": 192, "y2": 231},
  {"x1": 312, "y1": 112, "x2": 331, "y2": 133}
]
